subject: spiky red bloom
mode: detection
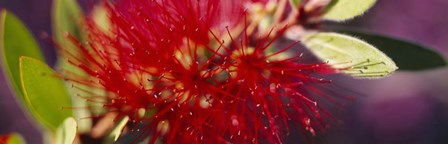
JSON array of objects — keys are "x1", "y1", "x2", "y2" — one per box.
[{"x1": 62, "y1": 0, "x2": 340, "y2": 143}]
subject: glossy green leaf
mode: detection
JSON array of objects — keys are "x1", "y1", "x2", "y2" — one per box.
[
  {"x1": 337, "y1": 30, "x2": 447, "y2": 71},
  {"x1": 20, "y1": 56, "x2": 73, "y2": 130},
  {"x1": 323, "y1": 0, "x2": 376, "y2": 21},
  {"x1": 302, "y1": 32, "x2": 398, "y2": 79},
  {"x1": 55, "y1": 117, "x2": 78, "y2": 144},
  {"x1": 1, "y1": 10, "x2": 45, "y2": 98}
]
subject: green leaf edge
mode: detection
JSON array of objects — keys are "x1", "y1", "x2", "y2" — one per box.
[
  {"x1": 323, "y1": 0, "x2": 377, "y2": 21},
  {"x1": 0, "y1": 10, "x2": 58, "y2": 133},
  {"x1": 19, "y1": 56, "x2": 73, "y2": 130},
  {"x1": 0, "y1": 9, "x2": 46, "y2": 97},
  {"x1": 303, "y1": 32, "x2": 398, "y2": 79},
  {"x1": 336, "y1": 29, "x2": 447, "y2": 71}
]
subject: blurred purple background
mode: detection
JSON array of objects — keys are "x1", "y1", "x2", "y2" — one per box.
[{"x1": 1, "y1": 0, "x2": 448, "y2": 144}]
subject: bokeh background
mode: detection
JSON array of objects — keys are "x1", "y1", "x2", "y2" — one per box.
[{"x1": 1, "y1": 0, "x2": 448, "y2": 144}]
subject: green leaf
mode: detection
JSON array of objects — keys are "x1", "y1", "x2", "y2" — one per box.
[
  {"x1": 1, "y1": 10, "x2": 45, "y2": 98},
  {"x1": 302, "y1": 32, "x2": 398, "y2": 79},
  {"x1": 20, "y1": 56, "x2": 73, "y2": 130},
  {"x1": 323, "y1": 0, "x2": 376, "y2": 21},
  {"x1": 55, "y1": 117, "x2": 78, "y2": 144},
  {"x1": 52, "y1": 0, "x2": 84, "y2": 45},
  {"x1": 52, "y1": 0, "x2": 93, "y2": 133},
  {"x1": 337, "y1": 30, "x2": 447, "y2": 71}
]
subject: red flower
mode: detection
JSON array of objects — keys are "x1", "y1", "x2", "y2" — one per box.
[
  {"x1": 62, "y1": 0, "x2": 340, "y2": 143},
  {"x1": 0, "y1": 135, "x2": 10, "y2": 143}
]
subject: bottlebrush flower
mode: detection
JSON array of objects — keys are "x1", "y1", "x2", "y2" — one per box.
[{"x1": 60, "y1": 0, "x2": 340, "y2": 143}]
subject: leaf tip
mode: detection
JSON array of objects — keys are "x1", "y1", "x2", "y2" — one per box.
[{"x1": 323, "y1": 0, "x2": 377, "y2": 21}]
